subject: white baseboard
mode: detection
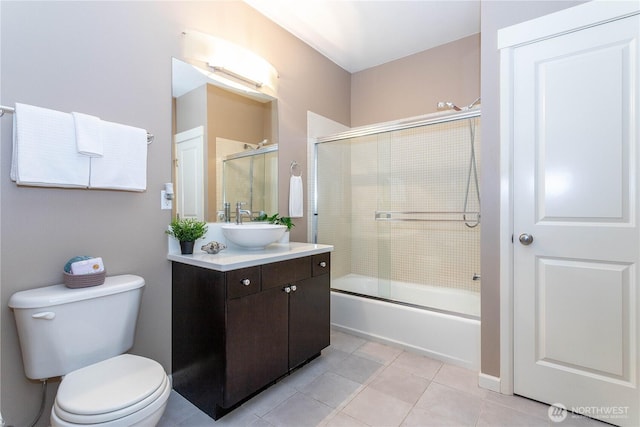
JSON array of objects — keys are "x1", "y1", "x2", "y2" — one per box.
[{"x1": 478, "y1": 372, "x2": 501, "y2": 393}]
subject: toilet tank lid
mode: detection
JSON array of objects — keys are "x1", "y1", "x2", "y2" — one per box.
[{"x1": 8, "y1": 274, "x2": 145, "y2": 309}]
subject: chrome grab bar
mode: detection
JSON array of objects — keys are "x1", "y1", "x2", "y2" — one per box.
[{"x1": 374, "y1": 211, "x2": 480, "y2": 224}]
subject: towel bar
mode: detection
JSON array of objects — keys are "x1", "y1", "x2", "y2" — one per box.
[{"x1": 0, "y1": 105, "x2": 154, "y2": 144}]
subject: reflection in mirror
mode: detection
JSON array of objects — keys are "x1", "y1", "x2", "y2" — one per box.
[
  {"x1": 222, "y1": 144, "x2": 278, "y2": 219},
  {"x1": 172, "y1": 58, "x2": 278, "y2": 222}
]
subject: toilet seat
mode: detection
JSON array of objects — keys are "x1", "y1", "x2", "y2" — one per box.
[{"x1": 53, "y1": 354, "x2": 169, "y2": 425}]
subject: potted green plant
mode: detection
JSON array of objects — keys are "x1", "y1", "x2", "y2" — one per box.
[
  {"x1": 166, "y1": 218, "x2": 208, "y2": 254},
  {"x1": 267, "y1": 214, "x2": 294, "y2": 243}
]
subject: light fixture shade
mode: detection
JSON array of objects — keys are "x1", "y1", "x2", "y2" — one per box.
[{"x1": 183, "y1": 29, "x2": 278, "y2": 96}]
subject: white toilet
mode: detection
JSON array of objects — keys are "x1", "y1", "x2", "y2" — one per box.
[{"x1": 9, "y1": 274, "x2": 170, "y2": 426}]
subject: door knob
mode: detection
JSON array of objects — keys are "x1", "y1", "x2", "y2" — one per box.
[{"x1": 518, "y1": 233, "x2": 534, "y2": 245}]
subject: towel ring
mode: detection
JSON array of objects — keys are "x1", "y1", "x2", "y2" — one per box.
[{"x1": 290, "y1": 161, "x2": 302, "y2": 177}]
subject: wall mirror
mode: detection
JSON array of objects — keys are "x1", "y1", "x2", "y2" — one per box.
[{"x1": 172, "y1": 57, "x2": 278, "y2": 222}]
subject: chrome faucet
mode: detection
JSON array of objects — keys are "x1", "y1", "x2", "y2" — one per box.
[
  {"x1": 224, "y1": 202, "x2": 231, "y2": 222},
  {"x1": 235, "y1": 202, "x2": 252, "y2": 225}
]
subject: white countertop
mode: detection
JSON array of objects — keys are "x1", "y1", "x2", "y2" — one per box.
[
  {"x1": 167, "y1": 242, "x2": 333, "y2": 271},
  {"x1": 166, "y1": 222, "x2": 332, "y2": 271}
]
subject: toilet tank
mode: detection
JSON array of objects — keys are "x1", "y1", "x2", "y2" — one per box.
[{"x1": 8, "y1": 274, "x2": 145, "y2": 380}]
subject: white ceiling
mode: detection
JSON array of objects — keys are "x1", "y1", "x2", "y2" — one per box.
[{"x1": 244, "y1": 0, "x2": 481, "y2": 73}]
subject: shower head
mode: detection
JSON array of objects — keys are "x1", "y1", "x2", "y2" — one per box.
[
  {"x1": 437, "y1": 101, "x2": 461, "y2": 111},
  {"x1": 437, "y1": 97, "x2": 481, "y2": 112},
  {"x1": 244, "y1": 139, "x2": 268, "y2": 150}
]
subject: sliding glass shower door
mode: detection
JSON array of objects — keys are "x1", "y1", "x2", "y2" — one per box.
[{"x1": 315, "y1": 114, "x2": 481, "y2": 317}]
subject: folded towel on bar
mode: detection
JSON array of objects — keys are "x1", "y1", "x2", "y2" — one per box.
[
  {"x1": 89, "y1": 120, "x2": 147, "y2": 191},
  {"x1": 289, "y1": 175, "x2": 303, "y2": 218},
  {"x1": 72, "y1": 112, "x2": 103, "y2": 157},
  {"x1": 11, "y1": 103, "x2": 90, "y2": 188}
]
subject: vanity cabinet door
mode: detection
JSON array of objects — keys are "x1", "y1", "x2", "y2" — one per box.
[
  {"x1": 225, "y1": 286, "x2": 288, "y2": 407},
  {"x1": 288, "y1": 273, "x2": 330, "y2": 369}
]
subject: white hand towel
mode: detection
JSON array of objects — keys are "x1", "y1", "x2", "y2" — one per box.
[
  {"x1": 11, "y1": 103, "x2": 90, "y2": 188},
  {"x1": 289, "y1": 175, "x2": 303, "y2": 218},
  {"x1": 89, "y1": 120, "x2": 147, "y2": 191},
  {"x1": 72, "y1": 112, "x2": 103, "y2": 157}
]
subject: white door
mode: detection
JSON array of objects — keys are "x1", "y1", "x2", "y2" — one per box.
[
  {"x1": 510, "y1": 10, "x2": 640, "y2": 427},
  {"x1": 175, "y1": 126, "x2": 204, "y2": 220}
]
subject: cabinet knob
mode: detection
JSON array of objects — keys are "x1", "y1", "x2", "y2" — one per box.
[
  {"x1": 284, "y1": 286, "x2": 292, "y2": 293},
  {"x1": 241, "y1": 278, "x2": 251, "y2": 286},
  {"x1": 291, "y1": 285, "x2": 297, "y2": 292},
  {"x1": 319, "y1": 261, "x2": 327, "y2": 268}
]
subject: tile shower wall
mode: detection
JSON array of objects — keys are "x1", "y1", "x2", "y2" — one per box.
[{"x1": 317, "y1": 118, "x2": 481, "y2": 299}]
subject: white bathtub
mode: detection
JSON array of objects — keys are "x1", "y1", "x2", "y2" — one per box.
[
  {"x1": 331, "y1": 274, "x2": 480, "y2": 317},
  {"x1": 330, "y1": 274, "x2": 480, "y2": 370}
]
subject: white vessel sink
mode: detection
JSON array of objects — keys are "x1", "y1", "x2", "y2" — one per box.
[{"x1": 222, "y1": 223, "x2": 286, "y2": 249}]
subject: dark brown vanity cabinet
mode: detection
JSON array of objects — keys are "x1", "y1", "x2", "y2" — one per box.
[
  {"x1": 262, "y1": 254, "x2": 331, "y2": 369},
  {"x1": 171, "y1": 252, "x2": 330, "y2": 420}
]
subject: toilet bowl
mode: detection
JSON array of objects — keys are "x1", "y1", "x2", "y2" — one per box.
[
  {"x1": 51, "y1": 354, "x2": 171, "y2": 427},
  {"x1": 9, "y1": 275, "x2": 170, "y2": 427}
]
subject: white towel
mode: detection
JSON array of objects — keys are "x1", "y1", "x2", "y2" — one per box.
[
  {"x1": 89, "y1": 120, "x2": 147, "y2": 191},
  {"x1": 289, "y1": 175, "x2": 303, "y2": 218},
  {"x1": 11, "y1": 103, "x2": 90, "y2": 188},
  {"x1": 72, "y1": 112, "x2": 103, "y2": 157}
]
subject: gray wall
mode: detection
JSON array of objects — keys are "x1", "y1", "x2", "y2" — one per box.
[
  {"x1": 0, "y1": 2, "x2": 350, "y2": 425},
  {"x1": 351, "y1": 34, "x2": 481, "y2": 126}
]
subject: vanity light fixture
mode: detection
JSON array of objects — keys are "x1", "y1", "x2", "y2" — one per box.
[
  {"x1": 192, "y1": 65, "x2": 264, "y2": 97},
  {"x1": 182, "y1": 29, "x2": 278, "y2": 95},
  {"x1": 208, "y1": 65, "x2": 263, "y2": 88}
]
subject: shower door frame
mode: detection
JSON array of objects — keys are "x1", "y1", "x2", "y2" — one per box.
[{"x1": 310, "y1": 108, "x2": 481, "y2": 315}]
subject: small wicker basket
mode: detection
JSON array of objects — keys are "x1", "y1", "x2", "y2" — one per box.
[{"x1": 63, "y1": 270, "x2": 106, "y2": 288}]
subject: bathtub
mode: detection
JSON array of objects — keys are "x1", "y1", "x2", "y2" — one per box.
[{"x1": 330, "y1": 274, "x2": 480, "y2": 370}]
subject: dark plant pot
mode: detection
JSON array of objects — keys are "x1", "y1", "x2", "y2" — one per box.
[{"x1": 180, "y1": 241, "x2": 195, "y2": 255}]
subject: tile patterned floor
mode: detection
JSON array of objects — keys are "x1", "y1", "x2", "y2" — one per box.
[{"x1": 158, "y1": 330, "x2": 608, "y2": 426}]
